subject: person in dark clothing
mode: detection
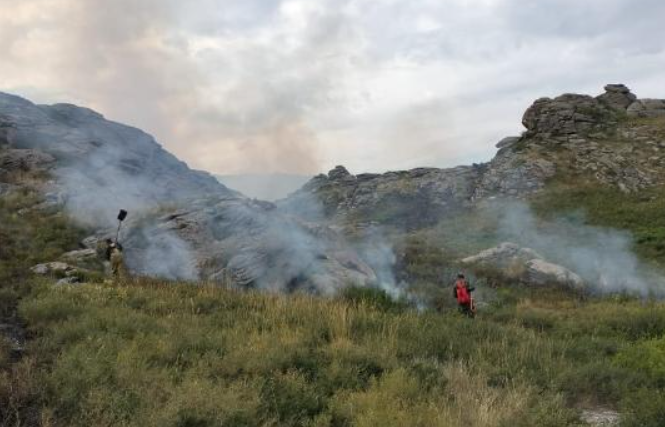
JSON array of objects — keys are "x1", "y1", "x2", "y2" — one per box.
[{"x1": 453, "y1": 273, "x2": 476, "y2": 317}]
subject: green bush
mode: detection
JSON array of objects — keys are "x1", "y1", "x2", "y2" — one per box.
[
  {"x1": 339, "y1": 286, "x2": 408, "y2": 312},
  {"x1": 621, "y1": 388, "x2": 665, "y2": 427},
  {"x1": 614, "y1": 336, "x2": 665, "y2": 385}
]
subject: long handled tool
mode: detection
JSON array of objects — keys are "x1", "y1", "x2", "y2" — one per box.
[{"x1": 115, "y1": 209, "x2": 128, "y2": 243}]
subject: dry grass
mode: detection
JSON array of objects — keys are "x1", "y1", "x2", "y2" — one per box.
[{"x1": 13, "y1": 277, "x2": 665, "y2": 426}]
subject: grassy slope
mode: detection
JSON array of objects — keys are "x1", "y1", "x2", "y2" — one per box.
[
  {"x1": 5, "y1": 190, "x2": 665, "y2": 426},
  {"x1": 531, "y1": 184, "x2": 665, "y2": 267},
  {"x1": 5, "y1": 121, "x2": 665, "y2": 425},
  {"x1": 0, "y1": 188, "x2": 88, "y2": 426},
  {"x1": 16, "y1": 279, "x2": 665, "y2": 427}
]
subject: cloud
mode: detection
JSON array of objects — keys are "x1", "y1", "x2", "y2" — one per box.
[{"x1": 0, "y1": 0, "x2": 664, "y2": 175}]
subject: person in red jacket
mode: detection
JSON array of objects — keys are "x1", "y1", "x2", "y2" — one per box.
[{"x1": 453, "y1": 273, "x2": 475, "y2": 317}]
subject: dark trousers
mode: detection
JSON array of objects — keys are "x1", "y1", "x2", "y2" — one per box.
[{"x1": 458, "y1": 302, "x2": 474, "y2": 318}]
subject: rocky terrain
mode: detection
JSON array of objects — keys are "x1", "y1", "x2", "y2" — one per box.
[
  {"x1": 282, "y1": 84, "x2": 665, "y2": 229},
  {"x1": 0, "y1": 92, "x2": 377, "y2": 293},
  {"x1": 2, "y1": 84, "x2": 665, "y2": 294},
  {"x1": 461, "y1": 242, "x2": 585, "y2": 290}
]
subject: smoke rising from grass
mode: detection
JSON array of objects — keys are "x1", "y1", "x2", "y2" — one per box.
[
  {"x1": 353, "y1": 227, "x2": 402, "y2": 298},
  {"x1": 126, "y1": 227, "x2": 200, "y2": 281},
  {"x1": 494, "y1": 201, "x2": 665, "y2": 296}
]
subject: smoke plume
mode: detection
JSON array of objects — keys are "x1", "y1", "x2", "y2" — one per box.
[{"x1": 494, "y1": 201, "x2": 665, "y2": 296}]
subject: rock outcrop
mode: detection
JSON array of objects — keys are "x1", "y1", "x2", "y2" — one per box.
[
  {"x1": 627, "y1": 99, "x2": 665, "y2": 118},
  {"x1": 0, "y1": 92, "x2": 234, "y2": 226},
  {"x1": 4, "y1": 84, "x2": 664, "y2": 294},
  {"x1": 461, "y1": 242, "x2": 585, "y2": 290},
  {"x1": 283, "y1": 84, "x2": 665, "y2": 228},
  {"x1": 281, "y1": 165, "x2": 480, "y2": 228},
  {"x1": 1, "y1": 92, "x2": 379, "y2": 294},
  {"x1": 522, "y1": 94, "x2": 616, "y2": 137},
  {"x1": 597, "y1": 84, "x2": 637, "y2": 111},
  {"x1": 116, "y1": 197, "x2": 378, "y2": 294},
  {"x1": 31, "y1": 261, "x2": 83, "y2": 279}
]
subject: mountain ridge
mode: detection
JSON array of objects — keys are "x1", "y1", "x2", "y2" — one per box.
[
  {"x1": 0, "y1": 92, "x2": 378, "y2": 292},
  {"x1": 281, "y1": 84, "x2": 665, "y2": 229}
]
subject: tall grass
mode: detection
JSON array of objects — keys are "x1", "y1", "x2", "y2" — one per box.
[{"x1": 12, "y1": 277, "x2": 665, "y2": 426}]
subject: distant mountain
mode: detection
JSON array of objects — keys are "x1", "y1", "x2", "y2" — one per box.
[{"x1": 216, "y1": 173, "x2": 312, "y2": 201}]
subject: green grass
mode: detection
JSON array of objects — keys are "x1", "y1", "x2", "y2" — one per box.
[
  {"x1": 0, "y1": 187, "x2": 89, "y2": 426},
  {"x1": 6, "y1": 138, "x2": 665, "y2": 425},
  {"x1": 6, "y1": 278, "x2": 664, "y2": 426},
  {"x1": 531, "y1": 184, "x2": 665, "y2": 266}
]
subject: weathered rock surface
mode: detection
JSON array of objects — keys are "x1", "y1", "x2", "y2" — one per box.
[
  {"x1": 1, "y1": 91, "x2": 379, "y2": 295},
  {"x1": 281, "y1": 165, "x2": 480, "y2": 228},
  {"x1": 522, "y1": 94, "x2": 615, "y2": 137},
  {"x1": 0, "y1": 92, "x2": 235, "y2": 226},
  {"x1": 597, "y1": 84, "x2": 637, "y2": 110},
  {"x1": 118, "y1": 196, "x2": 378, "y2": 294},
  {"x1": 60, "y1": 248, "x2": 100, "y2": 269},
  {"x1": 461, "y1": 242, "x2": 584, "y2": 289},
  {"x1": 524, "y1": 259, "x2": 584, "y2": 290},
  {"x1": 0, "y1": 148, "x2": 55, "y2": 173},
  {"x1": 581, "y1": 409, "x2": 620, "y2": 426},
  {"x1": 283, "y1": 84, "x2": 665, "y2": 228},
  {"x1": 31, "y1": 261, "x2": 80, "y2": 277},
  {"x1": 461, "y1": 242, "x2": 542, "y2": 268},
  {"x1": 627, "y1": 98, "x2": 665, "y2": 118}
]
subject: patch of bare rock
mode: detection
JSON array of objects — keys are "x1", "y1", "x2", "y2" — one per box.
[{"x1": 461, "y1": 242, "x2": 585, "y2": 290}]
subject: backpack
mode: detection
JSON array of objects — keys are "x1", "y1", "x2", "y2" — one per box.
[{"x1": 455, "y1": 280, "x2": 470, "y2": 304}]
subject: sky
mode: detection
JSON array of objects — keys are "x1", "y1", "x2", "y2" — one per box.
[{"x1": 1, "y1": 0, "x2": 664, "y2": 176}]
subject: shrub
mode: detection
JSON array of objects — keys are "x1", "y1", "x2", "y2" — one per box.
[
  {"x1": 339, "y1": 286, "x2": 408, "y2": 312},
  {"x1": 621, "y1": 388, "x2": 665, "y2": 427},
  {"x1": 614, "y1": 336, "x2": 665, "y2": 386}
]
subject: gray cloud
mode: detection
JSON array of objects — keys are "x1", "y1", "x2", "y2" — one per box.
[{"x1": 0, "y1": 0, "x2": 664, "y2": 175}]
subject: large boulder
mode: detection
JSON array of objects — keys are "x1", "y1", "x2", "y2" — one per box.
[
  {"x1": 524, "y1": 259, "x2": 584, "y2": 290},
  {"x1": 597, "y1": 84, "x2": 637, "y2": 110},
  {"x1": 31, "y1": 262, "x2": 81, "y2": 278},
  {"x1": 461, "y1": 242, "x2": 585, "y2": 290},
  {"x1": 627, "y1": 99, "x2": 665, "y2": 118},
  {"x1": 522, "y1": 94, "x2": 615, "y2": 137}
]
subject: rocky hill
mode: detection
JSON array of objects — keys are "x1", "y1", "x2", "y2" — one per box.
[
  {"x1": 0, "y1": 93, "x2": 233, "y2": 225},
  {"x1": 0, "y1": 92, "x2": 377, "y2": 293},
  {"x1": 282, "y1": 84, "x2": 665, "y2": 229},
  {"x1": 3, "y1": 85, "x2": 664, "y2": 295}
]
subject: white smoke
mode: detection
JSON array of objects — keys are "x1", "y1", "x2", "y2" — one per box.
[
  {"x1": 125, "y1": 226, "x2": 200, "y2": 281},
  {"x1": 353, "y1": 226, "x2": 402, "y2": 298},
  {"x1": 494, "y1": 201, "x2": 665, "y2": 296}
]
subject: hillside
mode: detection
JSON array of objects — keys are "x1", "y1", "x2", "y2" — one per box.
[
  {"x1": 282, "y1": 85, "x2": 665, "y2": 229},
  {"x1": 0, "y1": 92, "x2": 378, "y2": 293},
  {"x1": 9, "y1": 277, "x2": 665, "y2": 427},
  {"x1": 281, "y1": 85, "x2": 665, "y2": 297},
  {"x1": 3, "y1": 85, "x2": 665, "y2": 426}
]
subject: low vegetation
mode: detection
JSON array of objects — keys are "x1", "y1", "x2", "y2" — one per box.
[
  {"x1": 531, "y1": 184, "x2": 665, "y2": 267},
  {"x1": 4, "y1": 174, "x2": 665, "y2": 426},
  {"x1": 0, "y1": 188, "x2": 88, "y2": 426},
  {"x1": 4, "y1": 279, "x2": 662, "y2": 427}
]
